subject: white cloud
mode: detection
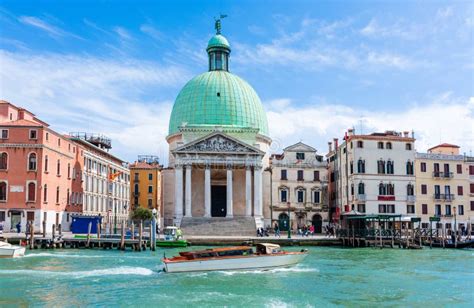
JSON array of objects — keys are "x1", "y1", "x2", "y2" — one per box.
[
  {"x1": 18, "y1": 16, "x2": 83, "y2": 40},
  {"x1": 360, "y1": 18, "x2": 418, "y2": 40},
  {"x1": 0, "y1": 50, "x2": 191, "y2": 163},
  {"x1": 114, "y1": 26, "x2": 132, "y2": 40},
  {"x1": 266, "y1": 94, "x2": 474, "y2": 155},
  {"x1": 140, "y1": 24, "x2": 162, "y2": 41}
]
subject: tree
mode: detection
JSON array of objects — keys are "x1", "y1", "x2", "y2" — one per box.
[{"x1": 131, "y1": 207, "x2": 153, "y2": 221}]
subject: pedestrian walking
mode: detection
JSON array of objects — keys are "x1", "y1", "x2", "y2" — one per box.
[{"x1": 16, "y1": 221, "x2": 21, "y2": 234}]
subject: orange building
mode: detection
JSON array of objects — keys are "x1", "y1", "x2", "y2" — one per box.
[{"x1": 0, "y1": 100, "x2": 84, "y2": 232}]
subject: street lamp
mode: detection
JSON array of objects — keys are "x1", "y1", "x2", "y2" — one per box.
[{"x1": 287, "y1": 202, "x2": 291, "y2": 239}]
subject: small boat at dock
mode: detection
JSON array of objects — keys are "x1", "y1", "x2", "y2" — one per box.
[
  {"x1": 162, "y1": 243, "x2": 308, "y2": 273},
  {"x1": 156, "y1": 226, "x2": 188, "y2": 248},
  {"x1": 0, "y1": 241, "x2": 26, "y2": 258}
]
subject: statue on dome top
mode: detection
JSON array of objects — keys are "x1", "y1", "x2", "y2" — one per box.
[{"x1": 214, "y1": 14, "x2": 227, "y2": 34}]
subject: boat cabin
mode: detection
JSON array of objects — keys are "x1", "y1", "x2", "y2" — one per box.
[
  {"x1": 256, "y1": 243, "x2": 282, "y2": 254},
  {"x1": 176, "y1": 246, "x2": 253, "y2": 260}
]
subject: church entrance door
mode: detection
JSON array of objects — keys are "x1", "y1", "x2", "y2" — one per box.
[{"x1": 211, "y1": 186, "x2": 227, "y2": 217}]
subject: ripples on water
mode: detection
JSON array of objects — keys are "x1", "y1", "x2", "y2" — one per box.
[{"x1": 0, "y1": 247, "x2": 473, "y2": 307}]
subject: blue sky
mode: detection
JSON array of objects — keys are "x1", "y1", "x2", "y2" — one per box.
[{"x1": 1, "y1": 0, "x2": 473, "y2": 164}]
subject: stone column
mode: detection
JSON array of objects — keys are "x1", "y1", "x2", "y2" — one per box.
[
  {"x1": 174, "y1": 165, "x2": 183, "y2": 220},
  {"x1": 254, "y1": 166, "x2": 263, "y2": 217},
  {"x1": 226, "y1": 165, "x2": 233, "y2": 218},
  {"x1": 184, "y1": 165, "x2": 192, "y2": 217},
  {"x1": 204, "y1": 164, "x2": 211, "y2": 217},
  {"x1": 245, "y1": 166, "x2": 252, "y2": 216}
]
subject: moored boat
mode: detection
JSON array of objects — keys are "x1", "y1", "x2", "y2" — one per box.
[
  {"x1": 0, "y1": 241, "x2": 26, "y2": 258},
  {"x1": 156, "y1": 226, "x2": 188, "y2": 247},
  {"x1": 162, "y1": 243, "x2": 308, "y2": 273}
]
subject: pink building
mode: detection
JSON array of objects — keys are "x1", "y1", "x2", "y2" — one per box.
[{"x1": 0, "y1": 100, "x2": 84, "y2": 232}]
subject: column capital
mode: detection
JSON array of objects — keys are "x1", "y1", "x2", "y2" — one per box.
[
  {"x1": 226, "y1": 163, "x2": 233, "y2": 170},
  {"x1": 205, "y1": 162, "x2": 211, "y2": 169}
]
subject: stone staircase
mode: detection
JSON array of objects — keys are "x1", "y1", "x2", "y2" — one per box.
[{"x1": 179, "y1": 217, "x2": 257, "y2": 236}]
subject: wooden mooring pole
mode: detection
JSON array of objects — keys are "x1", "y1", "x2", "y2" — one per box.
[
  {"x1": 29, "y1": 223, "x2": 35, "y2": 250},
  {"x1": 42, "y1": 220, "x2": 46, "y2": 238},
  {"x1": 97, "y1": 222, "x2": 101, "y2": 247},
  {"x1": 138, "y1": 221, "x2": 143, "y2": 251},
  {"x1": 120, "y1": 223, "x2": 125, "y2": 250},
  {"x1": 86, "y1": 222, "x2": 92, "y2": 248},
  {"x1": 51, "y1": 224, "x2": 56, "y2": 248}
]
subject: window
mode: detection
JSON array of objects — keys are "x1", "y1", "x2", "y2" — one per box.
[
  {"x1": 445, "y1": 223, "x2": 452, "y2": 230},
  {"x1": 445, "y1": 205, "x2": 451, "y2": 216},
  {"x1": 456, "y1": 164, "x2": 462, "y2": 174},
  {"x1": 379, "y1": 183, "x2": 386, "y2": 195},
  {"x1": 358, "y1": 182, "x2": 365, "y2": 195},
  {"x1": 377, "y1": 142, "x2": 384, "y2": 149},
  {"x1": 357, "y1": 141, "x2": 363, "y2": 148},
  {"x1": 378, "y1": 204, "x2": 395, "y2": 213},
  {"x1": 386, "y1": 142, "x2": 392, "y2": 149},
  {"x1": 377, "y1": 160, "x2": 385, "y2": 174},
  {"x1": 407, "y1": 204, "x2": 415, "y2": 214},
  {"x1": 57, "y1": 160, "x2": 61, "y2": 175},
  {"x1": 148, "y1": 173, "x2": 153, "y2": 181},
  {"x1": 407, "y1": 184, "x2": 414, "y2": 196},
  {"x1": 148, "y1": 186, "x2": 153, "y2": 193},
  {"x1": 0, "y1": 182, "x2": 7, "y2": 201},
  {"x1": 458, "y1": 205, "x2": 464, "y2": 215},
  {"x1": 471, "y1": 201, "x2": 474, "y2": 211},
  {"x1": 58, "y1": 139, "x2": 61, "y2": 147},
  {"x1": 134, "y1": 173, "x2": 139, "y2": 181},
  {"x1": 422, "y1": 223, "x2": 429, "y2": 229},
  {"x1": 44, "y1": 155, "x2": 48, "y2": 172},
  {"x1": 29, "y1": 130, "x2": 37, "y2": 139},
  {"x1": 148, "y1": 199, "x2": 153, "y2": 208},
  {"x1": 350, "y1": 161, "x2": 353, "y2": 174},
  {"x1": 43, "y1": 185, "x2": 48, "y2": 202},
  {"x1": 350, "y1": 184, "x2": 354, "y2": 196},
  {"x1": 313, "y1": 191, "x2": 320, "y2": 203},
  {"x1": 444, "y1": 163, "x2": 450, "y2": 175},
  {"x1": 457, "y1": 186, "x2": 463, "y2": 196},
  {"x1": 470, "y1": 183, "x2": 474, "y2": 194},
  {"x1": 313, "y1": 171, "x2": 320, "y2": 181},
  {"x1": 56, "y1": 187, "x2": 60, "y2": 204},
  {"x1": 406, "y1": 143, "x2": 412, "y2": 150},
  {"x1": 0, "y1": 129, "x2": 8, "y2": 139},
  {"x1": 433, "y1": 163, "x2": 440, "y2": 176},
  {"x1": 297, "y1": 170, "x2": 304, "y2": 181},
  {"x1": 406, "y1": 161, "x2": 414, "y2": 175},
  {"x1": 422, "y1": 204, "x2": 428, "y2": 215},
  {"x1": 379, "y1": 183, "x2": 394, "y2": 195},
  {"x1": 46, "y1": 133, "x2": 49, "y2": 141},
  {"x1": 280, "y1": 189, "x2": 288, "y2": 202},
  {"x1": 27, "y1": 182, "x2": 36, "y2": 202},
  {"x1": 357, "y1": 204, "x2": 366, "y2": 213},
  {"x1": 67, "y1": 163, "x2": 71, "y2": 178},
  {"x1": 66, "y1": 189, "x2": 70, "y2": 205},
  {"x1": 387, "y1": 160, "x2": 394, "y2": 174},
  {"x1": 28, "y1": 153, "x2": 37, "y2": 171},
  {"x1": 420, "y1": 162, "x2": 426, "y2": 172},
  {"x1": 421, "y1": 184, "x2": 427, "y2": 195},
  {"x1": 0, "y1": 153, "x2": 7, "y2": 170},
  {"x1": 357, "y1": 159, "x2": 365, "y2": 173},
  {"x1": 281, "y1": 170, "x2": 287, "y2": 180},
  {"x1": 297, "y1": 190, "x2": 305, "y2": 203},
  {"x1": 470, "y1": 166, "x2": 474, "y2": 175},
  {"x1": 296, "y1": 152, "x2": 305, "y2": 160}
]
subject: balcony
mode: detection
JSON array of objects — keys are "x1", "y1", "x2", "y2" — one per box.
[
  {"x1": 433, "y1": 194, "x2": 455, "y2": 201},
  {"x1": 406, "y1": 195, "x2": 416, "y2": 203},
  {"x1": 432, "y1": 171, "x2": 453, "y2": 179},
  {"x1": 356, "y1": 194, "x2": 366, "y2": 202},
  {"x1": 133, "y1": 192, "x2": 140, "y2": 197}
]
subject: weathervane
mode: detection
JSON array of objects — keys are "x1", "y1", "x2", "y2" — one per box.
[{"x1": 214, "y1": 14, "x2": 227, "y2": 34}]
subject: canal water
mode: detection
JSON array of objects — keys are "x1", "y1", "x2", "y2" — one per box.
[{"x1": 0, "y1": 247, "x2": 472, "y2": 307}]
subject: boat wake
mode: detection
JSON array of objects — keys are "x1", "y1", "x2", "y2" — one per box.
[
  {"x1": 0, "y1": 266, "x2": 154, "y2": 278},
  {"x1": 23, "y1": 252, "x2": 151, "y2": 259},
  {"x1": 216, "y1": 267, "x2": 319, "y2": 276}
]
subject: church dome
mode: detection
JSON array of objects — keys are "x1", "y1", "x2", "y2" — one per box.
[{"x1": 168, "y1": 22, "x2": 269, "y2": 137}]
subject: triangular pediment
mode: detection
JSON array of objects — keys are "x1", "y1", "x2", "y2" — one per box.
[
  {"x1": 173, "y1": 132, "x2": 264, "y2": 155},
  {"x1": 284, "y1": 142, "x2": 317, "y2": 153}
]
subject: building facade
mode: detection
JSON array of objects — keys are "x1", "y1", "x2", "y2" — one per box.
[
  {"x1": 327, "y1": 129, "x2": 416, "y2": 220},
  {"x1": 415, "y1": 144, "x2": 472, "y2": 231},
  {"x1": 0, "y1": 101, "x2": 83, "y2": 232},
  {"x1": 70, "y1": 134, "x2": 130, "y2": 229},
  {"x1": 129, "y1": 155, "x2": 162, "y2": 213},
  {"x1": 269, "y1": 142, "x2": 328, "y2": 233},
  {"x1": 162, "y1": 20, "x2": 271, "y2": 234}
]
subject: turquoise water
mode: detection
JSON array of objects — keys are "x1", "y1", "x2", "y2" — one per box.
[{"x1": 0, "y1": 247, "x2": 473, "y2": 307}]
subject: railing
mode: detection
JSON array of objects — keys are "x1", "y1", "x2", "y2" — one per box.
[
  {"x1": 432, "y1": 171, "x2": 453, "y2": 178},
  {"x1": 356, "y1": 194, "x2": 366, "y2": 201},
  {"x1": 407, "y1": 195, "x2": 416, "y2": 203},
  {"x1": 433, "y1": 194, "x2": 455, "y2": 201},
  {"x1": 337, "y1": 228, "x2": 443, "y2": 239}
]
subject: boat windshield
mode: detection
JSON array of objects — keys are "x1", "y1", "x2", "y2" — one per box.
[{"x1": 164, "y1": 228, "x2": 176, "y2": 236}]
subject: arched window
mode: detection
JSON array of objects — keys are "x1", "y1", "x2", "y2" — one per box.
[
  {"x1": 387, "y1": 160, "x2": 394, "y2": 174},
  {"x1": 386, "y1": 142, "x2": 392, "y2": 149},
  {"x1": 0, "y1": 181, "x2": 7, "y2": 201},
  {"x1": 28, "y1": 153, "x2": 37, "y2": 171},
  {"x1": 387, "y1": 184, "x2": 395, "y2": 195},
  {"x1": 357, "y1": 159, "x2": 365, "y2": 173},
  {"x1": 406, "y1": 161, "x2": 414, "y2": 175},
  {"x1": 378, "y1": 142, "x2": 384, "y2": 149},
  {"x1": 44, "y1": 155, "x2": 49, "y2": 172},
  {"x1": 43, "y1": 184, "x2": 48, "y2": 202},
  {"x1": 358, "y1": 182, "x2": 365, "y2": 195},
  {"x1": 56, "y1": 186, "x2": 60, "y2": 204},
  {"x1": 350, "y1": 161, "x2": 353, "y2": 174},
  {"x1": 0, "y1": 153, "x2": 7, "y2": 170},
  {"x1": 379, "y1": 183, "x2": 386, "y2": 195},
  {"x1": 377, "y1": 160, "x2": 386, "y2": 174},
  {"x1": 27, "y1": 182, "x2": 36, "y2": 202},
  {"x1": 67, "y1": 163, "x2": 71, "y2": 178},
  {"x1": 350, "y1": 183, "x2": 354, "y2": 196},
  {"x1": 67, "y1": 189, "x2": 70, "y2": 205},
  {"x1": 57, "y1": 159, "x2": 61, "y2": 175}
]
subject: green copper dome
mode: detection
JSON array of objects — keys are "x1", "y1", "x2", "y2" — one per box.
[
  {"x1": 168, "y1": 70, "x2": 269, "y2": 136},
  {"x1": 207, "y1": 34, "x2": 230, "y2": 50}
]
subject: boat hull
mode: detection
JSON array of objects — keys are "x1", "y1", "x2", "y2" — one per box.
[
  {"x1": 156, "y1": 240, "x2": 188, "y2": 247},
  {"x1": 163, "y1": 253, "x2": 307, "y2": 273},
  {"x1": 0, "y1": 245, "x2": 26, "y2": 258}
]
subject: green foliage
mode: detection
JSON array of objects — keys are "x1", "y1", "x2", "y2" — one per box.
[{"x1": 132, "y1": 207, "x2": 153, "y2": 221}]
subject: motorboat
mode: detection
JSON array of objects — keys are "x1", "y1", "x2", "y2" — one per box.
[
  {"x1": 0, "y1": 241, "x2": 26, "y2": 258},
  {"x1": 162, "y1": 243, "x2": 308, "y2": 273},
  {"x1": 156, "y1": 226, "x2": 188, "y2": 248}
]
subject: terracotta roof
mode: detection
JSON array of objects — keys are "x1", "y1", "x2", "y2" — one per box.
[
  {"x1": 428, "y1": 143, "x2": 460, "y2": 151},
  {"x1": 1, "y1": 119, "x2": 43, "y2": 127},
  {"x1": 129, "y1": 161, "x2": 162, "y2": 169}
]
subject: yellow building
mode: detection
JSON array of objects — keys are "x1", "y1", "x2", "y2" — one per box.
[
  {"x1": 415, "y1": 144, "x2": 471, "y2": 232},
  {"x1": 129, "y1": 156, "x2": 162, "y2": 214}
]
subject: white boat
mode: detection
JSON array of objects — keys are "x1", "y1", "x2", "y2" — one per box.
[
  {"x1": 0, "y1": 241, "x2": 26, "y2": 258},
  {"x1": 162, "y1": 243, "x2": 308, "y2": 273}
]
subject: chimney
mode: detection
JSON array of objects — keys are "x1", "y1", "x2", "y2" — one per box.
[
  {"x1": 348, "y1": 128, "x2": 354, "y2": 136},
  {"x1": 333, "y1": 138, "x2": 338, "y2": 149},
  {"x1": 328, "y1": 142, "x2": 332, "y2": 152},
  {"x1": 403, "y1": 131, "x2": 409, "y2": 137},
  {"x1": 411, "y1": 130, "x2": 415, "y2": 139}
]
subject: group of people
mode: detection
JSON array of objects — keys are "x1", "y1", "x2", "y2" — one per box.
[
  {"x1": 297, "y1": 224, "x2": 315, "y2": 237},
  {"x1": 324, "y1": 223, "x2": 337, "y2": 238},
  {"x1": 256, "y1": 227, "x2": 270, "y2": 237}
]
